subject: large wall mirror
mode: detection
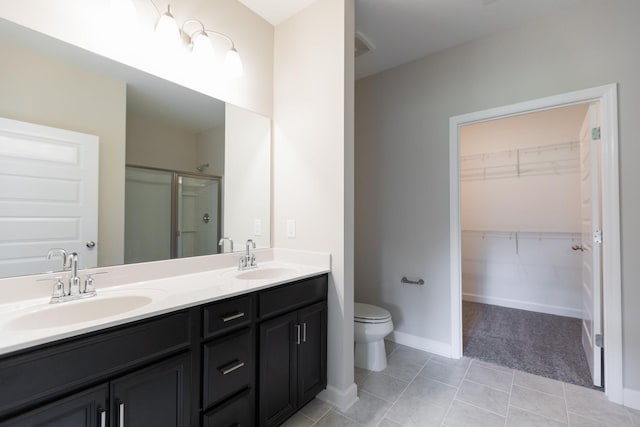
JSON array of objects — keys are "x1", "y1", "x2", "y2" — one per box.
[{"x1": 0, "y1": 18, "x2": 270, "y2": 279}]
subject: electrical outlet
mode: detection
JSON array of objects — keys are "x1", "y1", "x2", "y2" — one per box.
[
  {"x1": 254, "y1": 219, "x2": 262, "y2": 236},
  {"x1": 286, "y1": 219, "x2": 296, "y2": 238}
]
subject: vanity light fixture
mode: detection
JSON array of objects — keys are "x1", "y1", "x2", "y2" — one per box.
[
  {"x1": 148, "y1": 2, "x2": 243, "y2": 77},
  {"x1": 155, "y1": 5, "x2": 181, "y2": 47}
]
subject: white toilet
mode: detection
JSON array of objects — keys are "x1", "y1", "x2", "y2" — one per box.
[{"x1": 354, "y1": 303, "x2": 394, "y2": 372}]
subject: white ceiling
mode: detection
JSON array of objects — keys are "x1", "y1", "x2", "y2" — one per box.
[
  {"x1": 241, "y1": 0, "x2": 586, "y2": 79},
  {"x1": 237, "y1": 0, "x2": 317, "y2": 26}
]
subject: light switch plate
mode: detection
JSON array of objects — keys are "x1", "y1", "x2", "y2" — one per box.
[
  {"x1": 254, "y1": 219, "x2": 262, "y2": 236},
  {"x1": 286, "y1": 219, "x2": 296, "y2": 238}
]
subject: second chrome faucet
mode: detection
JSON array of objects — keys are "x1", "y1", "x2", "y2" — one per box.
[{"x1": 239, "y1": 239, "x2": 257, "y2": 271}]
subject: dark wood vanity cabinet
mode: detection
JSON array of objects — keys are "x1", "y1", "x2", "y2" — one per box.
[
  {"x1": 258, "y1": 277, "x2": 328, "y2": 427},
  {"x1": 110, "y1": 353, "x2": 191, "y2": 427},
  {"x1": 0, "y1": 273, "x2": 328, "y2": 427},
  {"x1": 1, "y1": 354, "x2": 191, "y2": 427},
  {"x1": 0, "y1": 385, "x2": 108, "y2": 427}
]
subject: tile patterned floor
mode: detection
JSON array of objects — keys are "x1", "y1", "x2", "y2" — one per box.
[{"x1": 282, "y1": 342, "x2": 640, "y2": 427}]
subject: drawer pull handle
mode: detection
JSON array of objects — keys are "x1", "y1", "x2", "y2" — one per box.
[
  {"x1": 98, "y1": 408, "x2": 106, "y2": 427},
  {"x1": 118, "y1": 402, "x2": 125, "y2": 427},
  {"x1": 219, "y1": 360, "x2": 245, "y2": 375},
  {"x1": 302, "y1": 322, "x2": 307, "y2": 343},
  {"x1": 295, "y1": 324, "x2": 301, "y2": 345},
  {"x1": 221, "y1": 312, "x2": 245, "y2": 322}
]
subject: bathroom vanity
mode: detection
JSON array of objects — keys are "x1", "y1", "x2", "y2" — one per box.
[{"x1": 0, "y1": 260, "x2": 328, "y2": 427}]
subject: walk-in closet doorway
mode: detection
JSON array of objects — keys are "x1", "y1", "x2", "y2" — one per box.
[
  {"x1": 449, "y1": 85, "x2": 623, "y2": 404},
  {"x1": 459, "y1": 102, "x2": 599, "y2": 388}
]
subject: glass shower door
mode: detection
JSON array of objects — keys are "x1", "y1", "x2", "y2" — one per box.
[
  {"x1": 176, "y1": 175, "x2": 221, "y2": 258},
  {"x1": 124, "y1": 167, "x2": 173, "y2": 263}
]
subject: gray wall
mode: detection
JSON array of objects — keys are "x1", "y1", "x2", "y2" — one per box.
[{"x1": 355, "y1": 0, "x2": 640, "y2": 391}]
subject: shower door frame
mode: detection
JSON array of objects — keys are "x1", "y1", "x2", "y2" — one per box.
[
  {"x1": 173, "y1": 171, "x2": 223, "y2": 259},
  {"x1": 126, "y1": 164, "x2": 223, "y2": 260},
  {"x1": 449, "y1": 84, "x2": 623, "y2": 403}
]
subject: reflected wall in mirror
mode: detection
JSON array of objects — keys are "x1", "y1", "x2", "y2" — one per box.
[{"x1": 0, "y1": 19, "x2": 271, "y2": 279}]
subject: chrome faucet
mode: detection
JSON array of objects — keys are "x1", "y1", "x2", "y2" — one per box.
[
  {"x1": 245, "y1": 239, "x2": 255, "y2": 257},
  {"x1": 42, "y1": 250, "x2": 104, "y2": 303},
  {"x1": 239, "y1": 239, "x2": 257, "y2": 270},
  {"x1": 218, "y1": 237, "x2": 234, "y2": 253}
]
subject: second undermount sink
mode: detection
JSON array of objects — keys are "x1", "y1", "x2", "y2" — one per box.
[
  {"x1": 4, "y1": 294, "x2": 157, "y2": 331},
  {"x1": 234, "y1": 267, "x2": 298, "y2": 281}
]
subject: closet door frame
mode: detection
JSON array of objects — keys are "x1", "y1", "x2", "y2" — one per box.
[{"x1": 449, "y1": 84, "x2": 622, "y2": 404}]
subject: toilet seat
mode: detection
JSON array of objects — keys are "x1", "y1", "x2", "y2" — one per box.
[{"x1": 354, "y1": 303, "x2": 391, "y2": 324}]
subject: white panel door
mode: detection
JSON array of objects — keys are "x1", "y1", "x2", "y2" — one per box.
[
  {"x1": 0, "y1": 117, "x2": 99, "y2": 277},
  {"x1": 579, "y1": 103, "x2": 602, "y2": 387}
]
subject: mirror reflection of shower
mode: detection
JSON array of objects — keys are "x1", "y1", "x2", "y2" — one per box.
[{"x1": 124, "y1": 166, "x2": 221, "y2": 264}]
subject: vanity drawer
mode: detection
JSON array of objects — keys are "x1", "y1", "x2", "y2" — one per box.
[
  {"x1": 258, "y1": 275, "x2": 328, "y2": 320},
  {"x1": 203, "y1": 388, "x2": 253, "y2": 427},
  {"x1": 203, "y1": 294, "x2": 253, "y2": 338},
  {"x1": 203, "y1": 328, "x2": 253, "y2": 409}
]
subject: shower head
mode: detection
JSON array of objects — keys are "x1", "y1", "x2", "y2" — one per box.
[{"x1": 196, "y1": 163, "x2": 209, "y2": 172}]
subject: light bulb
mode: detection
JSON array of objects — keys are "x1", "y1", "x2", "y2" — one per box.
[
  {"x1": 224, "y1": 47, "x2": 243, "y2": 78},
  {"x1": 155, "y1": 5, "x2": 180, "y2": 48},
  {"x1": 191, "y1": 31, "x2": 214, "y2": 59}
]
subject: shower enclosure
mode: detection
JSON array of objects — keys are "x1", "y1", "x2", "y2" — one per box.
[{"x1": 124, "y1": 166, "x2": 221, "y2": 264}]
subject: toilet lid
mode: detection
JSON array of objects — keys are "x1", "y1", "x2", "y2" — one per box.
[{"x1": 354, "y1": 303, "x2": 391, "y2": 322}]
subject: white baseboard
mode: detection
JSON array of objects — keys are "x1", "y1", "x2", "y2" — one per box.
[
  {"x1": 624, "y1": 388, "x2": 640, "y2": 411},
  {"x1": 387, "y1": 330, "x2": 454, "y2": 358},
  {"x1": 317, "y1": 382, "x2": 358, "y2": 412},
  {"x1": 463, "y1": 293, "x2": 583, "y2": 319}
]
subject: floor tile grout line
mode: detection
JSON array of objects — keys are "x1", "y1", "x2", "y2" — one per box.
[
  {"x1": 510, "y1": 403, "x2": 570, "y2": 425},
  {"x1": 373, "y1": 352, "x2": 433, "y2": 425},
  {"x1": 562, "y1": 381, "x2": 571, "y2": 426},
  {"x1": 504, "y1": 364, "x2": 515, "y2": 427},
  {"x1": 511, "y1": 381, "x2": 567, "y2": 400},
  {"x1": 440, "y1": 356, "x2": 474, "y2": 425},
  {"x1": 470, "y1": 359, "x2": 515, "y2": 376},
  {"x1": 463, "y1": 377, "x2": 512, "y2": 395}
]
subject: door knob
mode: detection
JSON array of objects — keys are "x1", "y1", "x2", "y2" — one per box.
[
  {"x1": 86, "y1": 241, "x2": 96, "y2": 249},
  {"x1": 571, "y1": 244, "x2": 584, "y2": 251}
]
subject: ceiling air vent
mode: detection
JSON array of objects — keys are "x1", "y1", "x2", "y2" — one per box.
[{"x1": 355, "y1": 31, "x2": 375, "y2": 57}]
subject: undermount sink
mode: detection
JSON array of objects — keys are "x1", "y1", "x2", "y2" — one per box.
[
  {"x1": 4, "y1": 294, "x2": 155, "y2": 331},
  {"x1": 235, "y1": 267, "x2": 298, "y2": 281}
]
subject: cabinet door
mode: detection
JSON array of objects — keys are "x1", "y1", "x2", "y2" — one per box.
[
  {"x1": 258, "y1": 311, "x2": 297, "y2": 427},
  {"x1": 297, "y1": 302, "x2": 327, "y2": 405},
  {"x1": 1, "y1": 385, "x2": 108, "y2": 427},
  {"x1": 111, "y1": 353, "x2": 191, "y2": 427}
]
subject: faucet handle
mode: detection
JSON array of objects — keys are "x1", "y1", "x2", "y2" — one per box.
[
  {"x1": 84, "y1": 271, "x2": 107, "y2": 295},
  {"x1": 37, "y1": 276, "x2": 66, "y2": 301}
]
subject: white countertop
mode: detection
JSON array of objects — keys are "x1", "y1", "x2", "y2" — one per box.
[{"x1": 0, "y1": 249, "x2": 330, "y2": 356}]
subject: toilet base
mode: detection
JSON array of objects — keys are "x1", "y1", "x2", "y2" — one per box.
[{"x1": 354, "y1": 339, "x2": 387, "y2": 372}]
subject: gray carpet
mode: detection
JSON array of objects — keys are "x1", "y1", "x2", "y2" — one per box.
[{"x1": 463, "y1": 301, "x2": 599, "y2": 389}]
